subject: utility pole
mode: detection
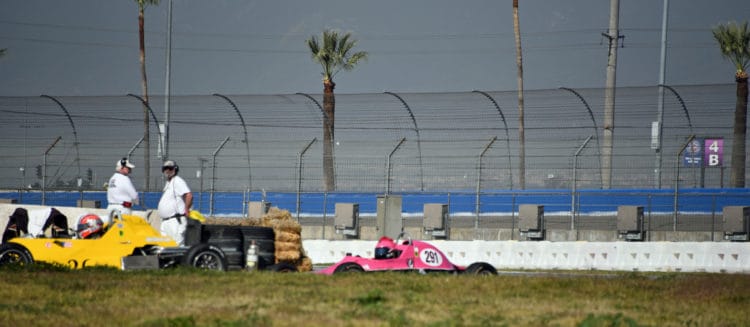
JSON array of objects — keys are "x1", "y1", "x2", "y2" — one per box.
[
  {"x1": 655, "y1": 0, "x2": 669, "y2": 188},
  {"x1": 602, "y1": 0, "x2": 622, "y2": 189},
  {"x1": 163, "y1": 0, "x2": 172, "y2": 161},
  {"x1": 513, "y1": 0, "x2": 526, "y2": 189}
]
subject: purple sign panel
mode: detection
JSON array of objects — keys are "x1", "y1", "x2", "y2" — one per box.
[{"x1": 704, "y1": 138, "x2": 723, "y2": 167}]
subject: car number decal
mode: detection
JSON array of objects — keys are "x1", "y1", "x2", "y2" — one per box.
[{"x1": 419, "y1": 248, "x2": 442, "y2": 267}]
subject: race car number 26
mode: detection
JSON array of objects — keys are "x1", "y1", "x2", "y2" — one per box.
[{"x1": 419, "y1": 248, "x2": 443, "y2": 267}]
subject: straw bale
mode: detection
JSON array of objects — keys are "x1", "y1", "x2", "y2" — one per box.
[
  {"x1": 265, "y1": 220, "x2": 302, "y2": 234},
  {"x1": 275, "y1": 241, "x2": 301, "y2": 252},
  {"x1": 261, "y1": 207, "x2": 292, "y2": 224},
  {"x1": 276, "y1": 230, "x2": 301, "y2": 243},
  {"x1": 275, "y1": 250, "x2": 301, "y2": 262},
  {"x1": 257, "y1": 208, "x2": 302, "y2": 233}
]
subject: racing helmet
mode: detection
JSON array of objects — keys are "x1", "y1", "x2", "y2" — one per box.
[
  {"x1": 374, "y1": 236, "x2": 396, "y2": 259},
  {"x1": 77, "y1": 214, "x2": 104, "y2": 239}
]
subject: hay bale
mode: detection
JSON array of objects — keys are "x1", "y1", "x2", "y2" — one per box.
[
  {"x1": 264, "y1": 219, "x2": 302, "y2": 234},
  {"x1": 276, "y1": 230, "x2": 301, "y2": 243},
  {"x1": 276, "y1": 250, "x2": 301, "y2": 262},
  {"x1": 261, "y1": 207, "x2": 291, "y2": 223},
  {"x1": 275, "y1": 241, "x2": 301, "y2": 252},
  {"x1": 260, "y1": 209, "x2": 302, "y2": 234},
  {"x1": 258, "y1": 207, "x2": 313, "y2": 269}
]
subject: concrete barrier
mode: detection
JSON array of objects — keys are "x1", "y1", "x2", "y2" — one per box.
[{"x1": 302, "y1": 239, "x2": 750, "y2": 273}]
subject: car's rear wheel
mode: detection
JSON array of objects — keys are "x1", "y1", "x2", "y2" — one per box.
[
  {"x1": 465, "y1": 262, "x2": 497, "y2": 275},
  {"x1": 333, "y1": 262, "x2": 364, "y2": 274},
  {"x1": 0, "y1": 243, "x2": 34, "y2": 267},
  {"x1": 183, "y1": 244, "x2": 227, "y2": 271}
]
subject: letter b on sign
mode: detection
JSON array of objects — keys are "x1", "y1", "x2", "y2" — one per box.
[{"x1": 709, "y1": 155, "x2": 719, "y2": 166}]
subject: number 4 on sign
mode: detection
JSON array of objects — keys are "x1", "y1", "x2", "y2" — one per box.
[{"x1": 709, "y1": 140, "x2": 719, "y2": 152}]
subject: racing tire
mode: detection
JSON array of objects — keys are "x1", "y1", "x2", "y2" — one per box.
[
  {"x1": 200, "y1": 225, "x2": 275, "y2": 269},
  {"x1": 183, "y1": 244, "x2": 228, "y2": 271},
  {"x1": 465, "y1": 262, "x2": 497, "y2": 275},
  {"x1": 266, "y1": 262, "x2": 298, "y2": 272},
  {"x1": 333, "y1": 262, "x2": 364, "y2": 274},
  {"x1": 0, "y1": 243, "x2": 34, "y2": 267}
]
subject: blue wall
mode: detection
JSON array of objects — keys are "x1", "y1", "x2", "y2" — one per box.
[{"x1": 2, "y1": 189, "x2": 749, "y2": 216}]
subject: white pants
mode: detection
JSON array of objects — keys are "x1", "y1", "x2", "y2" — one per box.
[{"x1": 160, "y1": 217, "x2": 187, "y2": 246}]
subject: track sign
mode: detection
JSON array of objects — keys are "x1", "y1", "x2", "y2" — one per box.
[
  {"x1": 682, "y1": 139, "x2": 702, "y2": 167},
  {"x1": 704, "y1": 138, "x2": 723, "y2": 167}
]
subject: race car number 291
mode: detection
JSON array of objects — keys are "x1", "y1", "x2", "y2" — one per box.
[{"x1": 420, "y1": 248, "x2": 443, "y2": 266}]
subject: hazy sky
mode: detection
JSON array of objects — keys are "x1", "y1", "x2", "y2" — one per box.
[{"x1": 1, "y1": 0, "x2": 748, "y2": 96}]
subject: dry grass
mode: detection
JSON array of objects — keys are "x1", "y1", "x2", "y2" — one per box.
[{"x1": 0, "y1": 265, "x2": 748, "y2": 326}]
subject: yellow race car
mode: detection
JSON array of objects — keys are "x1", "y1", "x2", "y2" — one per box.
[
  {"x1": 0, "y1": 212, "x2": 181, "y2": 270},
  {"x1": 0, "y1": 211, "x2": 297, "y2": 272},
  {"x1": 0, "y1": 212, "x2": 283, "y2": 271}
]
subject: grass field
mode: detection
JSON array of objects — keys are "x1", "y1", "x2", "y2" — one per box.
[{"x1": 1, "y1": 265, "x2": 748, "y2": 326}]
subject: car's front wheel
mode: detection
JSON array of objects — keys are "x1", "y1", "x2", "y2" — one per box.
[
  {"x1": 182, "y1": 244, "x2": 227, "y2": 271},
  {"x1": 0, "y1": 243, "x2": 34, "y2": 267},
  {"x1": 333, "y1": 262, "x2": 364, "y2": 274}
]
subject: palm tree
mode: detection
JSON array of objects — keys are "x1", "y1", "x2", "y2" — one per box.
[
  {"x1": 134, "y1": 0, "x2": 159, "y2": 191},
  {"x1": 306, "y1": 30, "x2": 367, "y2": 191},
  {"x1": 713, "y1": 21, "x2": 749, "y2": 188},
  {"x1": 513, "y1": 0, "x2": 525, "y2": 190}
]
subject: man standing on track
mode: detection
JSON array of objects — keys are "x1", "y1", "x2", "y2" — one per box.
[
  {"x1": 106, "y1": 158, "x2": 139, "y2": 223},
  {"x1": 157, "y1": 160, "x2": 193, "y2": 246}
]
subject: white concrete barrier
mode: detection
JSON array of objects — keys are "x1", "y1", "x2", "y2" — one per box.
[{"x1": 303, "y1": 239, "x2": 750, "y2": 274}]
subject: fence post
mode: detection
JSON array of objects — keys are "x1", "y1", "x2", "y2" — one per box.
[
  {"x1": 209, "y1": 136, "x2": 230, "y2": 216},
  {"x1": 476, "y1": 137, "x2": 496, "y2": 239},
  {"x1": 385, "y1": 138, "x2": 406, "y2": 195},
  {"x1": 673, "y1": 135, "x2": 695, "y2": 232},
  {"x1": 42, "y1": 136, "x2": 62, "y2": 205},
  {"x1": 571, "y1": 136, "x2": 593, "y2": 230},
  {"x1": 212, "y1": 93, "x2": 252, "y2": 191},
  {"x1": 296, "y1": 138, "x2": 316, "y2": 221}
]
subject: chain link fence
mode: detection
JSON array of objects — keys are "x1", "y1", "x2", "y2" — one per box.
[{"x1": 0, "y1": 84, "x2": 742, "y2": 194}]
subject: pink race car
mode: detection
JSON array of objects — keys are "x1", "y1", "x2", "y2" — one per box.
[{"x1": 318, "y1": 233, "x2": 497, "y2": 275}]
